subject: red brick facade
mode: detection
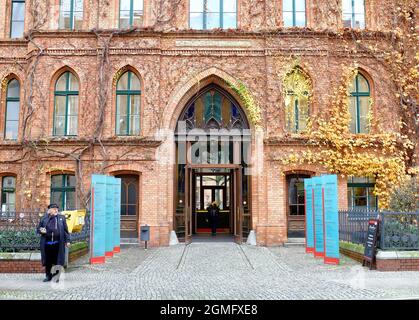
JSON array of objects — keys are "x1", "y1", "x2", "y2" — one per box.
[
  {"x1": 0, "y1": 260, "x2": 44, "y2": 273},
  {"x1": 0, "y1": 1, "x2": 404, "y2": 247},
  {"x1": 376, "y1": 259, "x2": 419, "y2": 272}
]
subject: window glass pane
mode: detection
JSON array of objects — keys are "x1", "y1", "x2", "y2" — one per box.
[
  {"x1": 342, "y1": 0, "x2": 352, "y2": 14},
  {"x1": 66, "y1": 175, "x2": 76, "y2": 187},
  {"x1": 206, "y1": 12, "x2": 221, "y2": 29},
  {"x1": 353, "y1": 14, "x2": 365, "y2": 29},
  {"x1": 130, "y1": 73, "x2": 141, "y2": 90},
  {"x1": 10, "y1": 22, "x2": 24, "y2": 38},
  {"x1": 51, "y1": 175, "x2": 63, "y2": 187},
  {"x1": 127, "y1": 205, "x2": 136, "y2": 215},
  {"x1": 5, "y1": 121, "x2": 18, "y2": 140},
  {"x1": 120, "y1": 0, "x2": 130, "y2": 11},
  {"x1": 117, "y1": 95, "x2": 128, "y2": 115},
  {"x1": 12, "y1": 2, "x2": 25, "y2": 20},
  {"x1": 354, "y1": 187, "x2": 367, "y2": 197},
  {"x1": 51, "y1": 192, "x2": 63, "y2": 209},
  {"x1": 117, "y1": 72, "x2": 129, "y2": 90},
  {"x1": 283, "y1": 0, "x2": 293, "y2": 11},
  {"x1": 133, "y1": 0, "x2": 143, "y2": 11},
  {"x1": 349, "y1": 96, "x2": 357, "y2": 133},
  {"x1": 74, "y1": 0, "x2": 84, "y2": 12},
  {"x1": 7, "y1": 80, "x2": 20, "y2": 98},
  {"x1": 3, "y1": 177, "x2": 16, "y2": 189},
  {"x1": 128, "y1": 184, "x2": 136, "y2": 204},
  {"x1": 295, "y1": 0, "x2": 305, "y2": 11},
  {"x1": 354, "y1": 197, "x2": 367, "y2": 208},
  {"x1": 357, "y1": 74, "x2": 369, "y2": 92},
  {"x1": 54, "y1": 116, "x2": 66, "y2": 135},
  {"x1": 130, "y1": 95, "x2": 141, "y2": 115},
  {"x1": 358, "y1": 96, "x2": 369, "y2": 133},
  {"x1": 354, "y1": 0, "x2": 364, "y2": 14},
  {"x1": 283, "y1": 11, "x2": 293, "y2": 27},
  {"x1": 68, "y1": 95, "x2": 78, "y2": 116},
  {"x1": 116, "y1": 115, "x2": 127, "y2": 135},
  {"x1": 65, "y1": 191, "x2": 76, "y2": 210},
  {"x1": 190, "y1": 0, "x2": 204, "y2": 12},
  {"x1": 223, "y1": 0, "x2": 237, "y2": 12},
  {"x1": 56, "y1": 73, "x2": 68, "y2": 91},
  {"x1": 190, "y1": 13, "x2": 204, "y2": 29},
  {"x1": 207, "y1": 0, "x2": 220, "y2": 12},
  {"x1": 223, "y1": 13, "x2": 236, "y2": 29},
  {"x1": 68, "y1": 115, "x2": 78, "y2": 135},
  {"x1": 6, "y1": 101, "x2": 20, "y2": 121},
  {"x1": 129, "y1": 115, "x2": 140, "y2": 135},
  {"x1": 297, "y1": 98, "x2": 308, "y2": 131},
  {"x1": 68, "y1": 73, "x2": 79, "y2": 91},
  {"x1": 55, "y1": 96, "x2": 67, "y2": 116},
  {"x1": 295, "y1": 11, "x2": 306, "y2": 26}
]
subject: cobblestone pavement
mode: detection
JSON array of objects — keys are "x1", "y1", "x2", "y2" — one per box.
[{"x1": 1, "y1": 243, "x2": 419, "y2": 300}]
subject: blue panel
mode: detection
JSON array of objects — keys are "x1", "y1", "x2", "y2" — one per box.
[
  {"x1": 105, "y1": 176, "x2": 114, "y2": 255},
  {"x1": 313, "y1": 176, "x2": 324, "y2": 256},
  {"x1": 304, "y1": 179, "x2": 314, "y2": 251},
  {"x1": 90, "y1": 175, "x2": 106, "y2": 261},
  {"x1": 113, "y1": 177, "x2": 121, "y2": 250},
  {"x1": 322, "y1": 174, "x2": 340, "y2": 263}
]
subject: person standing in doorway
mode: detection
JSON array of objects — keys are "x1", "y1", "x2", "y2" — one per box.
[
  {"x1": 37, "y1": 204, "x2": 70, "y2": 282},
  {"x1": 207, "y1": 201, "x2": 220, "y2": 236}
]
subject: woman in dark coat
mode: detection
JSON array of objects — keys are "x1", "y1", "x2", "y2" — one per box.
[
  {"x1": 206, "y1": 201, "x2": 220, "y2": 236},
  {"x1": 37, "y1": 204, "x2": 70, "y2": 282}
]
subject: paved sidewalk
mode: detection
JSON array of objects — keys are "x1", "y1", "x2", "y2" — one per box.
[{"x1": 1, "y1": 243, "x2": 419, "y2": 300}]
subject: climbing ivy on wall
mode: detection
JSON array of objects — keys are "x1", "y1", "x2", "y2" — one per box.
[
  {"x1": 278, "y1": 63, "x2": 414, "y2": 209},
  {"x1": 226, "y1": 80, "x2": 262, "y2": 129}
]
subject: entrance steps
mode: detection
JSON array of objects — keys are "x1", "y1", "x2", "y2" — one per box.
[
  {"x1": 284, "y1": 238, "x2": 305, "y2": 247},
  {"x1": 120, "y1": 238, "x2": 139, "y2": 245}
]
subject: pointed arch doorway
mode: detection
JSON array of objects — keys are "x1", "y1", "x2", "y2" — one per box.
[{"x1": 173, "y1": 84, "x2": 252, "y2": 244}]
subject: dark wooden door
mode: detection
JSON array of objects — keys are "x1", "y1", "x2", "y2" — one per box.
[
  {"x1": 117, "y1": 175, "x2": 139, "y2": 238},
  {"x1": 287, "y1": 174, "x2": 310, "y2": 238}
]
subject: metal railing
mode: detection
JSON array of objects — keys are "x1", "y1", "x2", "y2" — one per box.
[
  {"x1": 339, "y1": 210, "x2": 380, "y2": 245},
  {"x1": 380, "y1": 212, "x2": 419, "y2": 250},
  {"x1": 0, "y1": 210, "x2": 90, "y2": 252},
  {"x1": 339, "y1": 210, "x2": 419, "y2": 251}
]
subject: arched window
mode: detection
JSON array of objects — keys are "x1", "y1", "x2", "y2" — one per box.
[
  {"x1": 1, "y1": 176, "x2": 16, "y2": 212},
  {"x1": 50, "y1": 174, "x2": 76, "y2": 210},
  {"x1": 10, "y1": 0, "x2": 25, "y2": 38},
  {"x1": 116, "y1": 71, "x2": 141, "y2": 136},
  {"x1": 190, "y1": 0, "x2": 237, "y2": 30},
  {"x1": 343, "y1": 0, "x2": 365, "y2": 29},
  {"x1": 283, "y1": 0, "x2": 306, "y2": 27},
  {"x1": 283, "y1": 68, "x2": 310, "y2": 133},
  {"x1": 59, "y1": 0, "x2": 83, "y2": 30},
  {"x1": 53, "y1": 71, "x2": 79, "y2": 136},
  {"x1": 4, "y1": 79, "x2": 20, "y2": 140},
  {"x1": 119, "y1": 0, "x2": 144, "y2": 28},
  {"x1": 349, "y1": 72, "x2": 370, "y2": 134}
]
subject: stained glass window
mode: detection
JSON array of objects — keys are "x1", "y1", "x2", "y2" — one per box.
[
  {"x1": 178, "y1": 86, "x2": 247, "y2": 132},
  {"x1": 284, "y1": 68, "x2": 310, "y2": 133}
]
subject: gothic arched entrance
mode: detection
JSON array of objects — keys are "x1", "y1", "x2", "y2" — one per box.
[{"x1": 174, "y1": 84, "x2": 252, "y2": 243}]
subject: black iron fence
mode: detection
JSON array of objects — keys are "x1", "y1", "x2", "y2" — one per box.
[
  {"x1": 0, "y1": 210, "x2": 90, "y2": 252},
  {"x1": 380, "y1": 212, "x2": 419, "y2": 250},
  {"x1": 339, "y1": 210, "x2": 379, "y2": 245},
  {"x1": 339, "y1": 210, "x2": 419, "y2": 251}
]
